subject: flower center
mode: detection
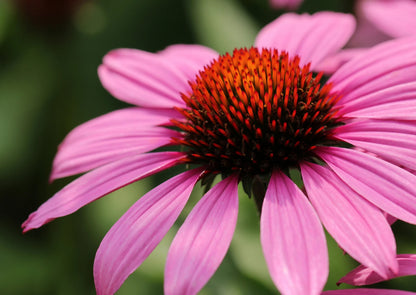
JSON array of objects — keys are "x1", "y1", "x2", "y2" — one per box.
[{"x1": 172, "y1": 47, "x2": 342, "y2": 176}]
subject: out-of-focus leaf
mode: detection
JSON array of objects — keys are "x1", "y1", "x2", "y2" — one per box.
[
  {"x1": 0, "y1": 228, "x2": 51, "y2": 294},
  {"x1": 88, "y1": 180, "x2": 152, "y2": 233},
  {"x1": 324, "y1": 231, "x2": 357, "y2": 290},
  {"x1": 0, "y1": 47, "x2": 55, "y2": 176},
  {"x1": 187, "y1": 0, "x2": 260, "y2": 53},
  {"x1": 73, "y1": 2, "x2": 107, "y2": 35},
  {"x1": 0, "y1": 1, "x2": 12, "y2": 45}
]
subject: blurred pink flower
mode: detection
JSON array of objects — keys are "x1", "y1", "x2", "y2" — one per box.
[
  {"x1": 22, "y1": 11, "x2": 416, "y2": 295},
  {"x1": 321, "y1": 0, "x2": 416, "y2": 72},
  {"x1": 339, "y1": 254, "x2": 416, "y2": 286},
  {"x1": 270, "y1": 0, "x2": 302, "y2": 10},
  {"x1": 350, "y1": 0, "x2": 416, "y2": 48}
]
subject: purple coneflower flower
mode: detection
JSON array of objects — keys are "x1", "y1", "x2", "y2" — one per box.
[{"x1": 22, "y1": 11, "x2": 416, "y2": 295}]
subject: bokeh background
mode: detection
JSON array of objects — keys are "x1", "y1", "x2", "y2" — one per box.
[{"x1": 1, "y1": 0, "x2": 415, "y2": 294}]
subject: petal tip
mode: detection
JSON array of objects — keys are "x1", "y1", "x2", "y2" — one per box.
[{"x1": 21, "y1": 211, "x2": 45, "y2": 233}]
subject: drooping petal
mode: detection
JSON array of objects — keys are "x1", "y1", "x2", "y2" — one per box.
[
  {"x1": 260, "y1": 170, "x2": 328, "y2": 295},
  {"x1": 360, "y1": 0, "x2": 416, "y2": 38},
  {"x1": 51, "y1": 107, "x2": 184, "y2": 180},
  {"x1": 323, "y1": 289, "x2": 416, "y2": 295},
  {"x1": 22, "y1": 152, "x2": 184, "y2": 232},
  {"x1": 339, "y1": 254, "x2": 416, "y2": 286},
  {"x1": 94, "y1": 168, "x2": 203, "y2": 295},
  {"x1": 317, "y1": 147, "x2": 416, "y2": 225},
  {"x1": 164, "y1": 174, "x2": 239, "y2": 295},
  {"x1": 335, "y1": 119, "x2": 416, "y2": 170},
  {"x1": 255, "y1": 12, "x2": 355, "y2": 69},
  {"x1": 269, "y1": 0, "x2": 303, "y2": 10},
  {"x1": 330, "y1": 38, "x2": 416, "y2": 116},
  {"x1": 51, "y1": 126, "x2": 180, "y2": 180},
  {"x1": 63, "y1": 108, "x2": 182, "y2": 142},
  {"x1": 99, "y1": 45, "x2": 217, "y2": 108},
  {"x1": 301, "y1": 162, "x2": 397, "y2": 278}
]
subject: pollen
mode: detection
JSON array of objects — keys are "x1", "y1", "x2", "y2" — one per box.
[{"x1": 171, "y1": 47, "x2": 342, "y2": 176}]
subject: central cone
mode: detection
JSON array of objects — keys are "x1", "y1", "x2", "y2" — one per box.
[{"x1": 172, "y1": 47, "x2": 342, "y2": 176}]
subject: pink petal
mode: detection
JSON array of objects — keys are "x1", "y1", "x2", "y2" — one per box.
[
  {"x1": 64, "y1": 108, "x2": 182, "y2": 142},
  {"x1": 339, "y1": 254, "x2": 416, "y2": 286},
  {"x1": 51, "y1": 127, "x2": 179, "y2": 181},
  {"x1": 330, "y1": 38, "x2": 416, "y2": 115},
  {"x1": 94, "y1": 168, "x2": 203, "y2": 295},
  {"x1": 260, "y1": 170, "x2": 328, "y2": 295},
  {"x1": 301, "y1": 162, "x2": 397, "y2": 278},
  {"x1": 269, "y1": 0, "x2": 303, "y2": 10},
  {"x1": 22, "y1": 152, "x2": 184, "y2": 232},
  {"x1": 158, "y1": 44, "x2": 218, "y2": 76},
  {"x1": 317, "y1": 147, "x2": 416, "y2": 225},
  {"x1": 337, "y1": 82, "x2": 416, "y2": 120},
  {"x1": 51, "y1": 107, "x2": 183, "y2": 179},
  {"x1": 335, "y1": 119, "x2": 416, "y2": 170},
  {"x1": 164, "y1": 174, "x2": 239, "y2": 295},
  {"x1": 255, "y1": 12, "x2": 355, "y2": 70},
  {"x1": 99, "y1": 51, "x2": 184, "y2": 108},
  {"x1": 360, "y1": 0, "x2": 416, "y2": 38},
  {"x1": 323, "y1": 289, "x2": 416, "y2": 295},
  {"x1": 99, "y1": 45, "x2": 216, "y2": 108}
]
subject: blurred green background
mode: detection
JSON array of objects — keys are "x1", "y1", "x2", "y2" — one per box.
[{"x1": 1, "y1": 0, "x2": 415, "y2": 294}]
